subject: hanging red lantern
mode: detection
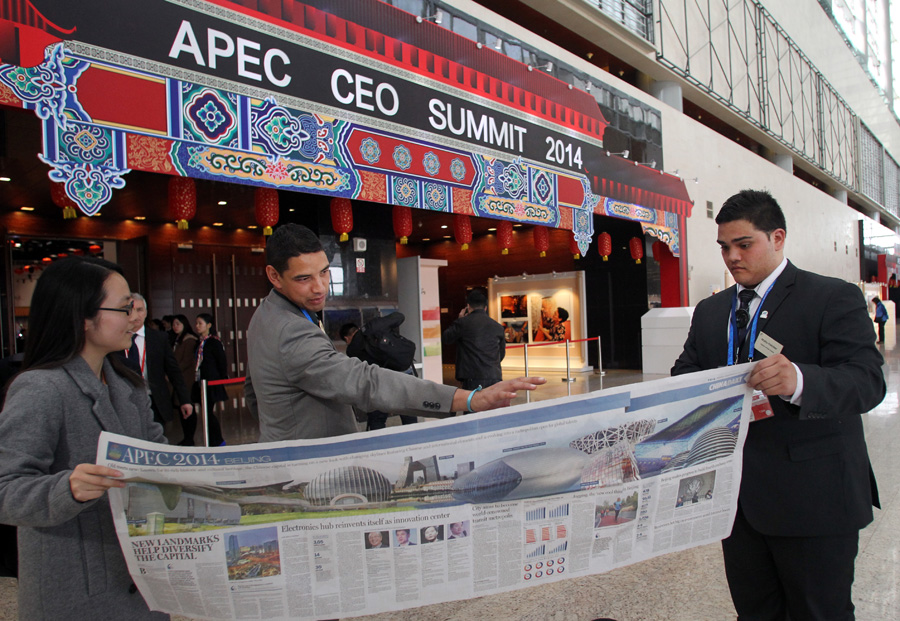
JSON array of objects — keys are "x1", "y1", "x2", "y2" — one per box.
[
  {"x1": 168, "y1": 176, "x2": 196, "y2": 230},
  {"x1": 50, "y1": 181, "x2": 77, "y2": 219},
  {"x1": 330, "y1": 197, "x2": 353, "y2": 242},
  {"x1": 254, "y1": 187, "x2": 279, "y2": 236},
  {"x1": 630, "y1": 236, "x2": 644, "y2": 264},
  {"x1": 497, "y1": 220, "x2": 513, "y2": 255},
  {"x1": 569, "y1": 231, "x2": 581, "y2": 259},
  {"x1": 453, "y1": 214, "x2": 473, "y2": 250},
  {"x1": 88, "y1": 244, "x2": 102, "y2": 255},
  {"x1": 598, "y1": 232, "x2": 612, "y2": 261},
  {"x1": 533, "y1": 225, "x2": 549, "y2": 257},
  {"x1": 393, "y1": 205, "x2": 412, "y2": 244},
  {"x1": 652, "y1": 240, "x2": 666, "y2": 262},
  {"x1": 41, "y1": 257, "x2": 52, "y2": 264}
]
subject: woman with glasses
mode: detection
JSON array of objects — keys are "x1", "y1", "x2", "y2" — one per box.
[
  {"x1": 0, "y1": 257, "x2": 168, "y2": 620},
  {"x1": 171, "y1": 314, "x2": 199, "y2": 445},
  {"x1": 191, "y1": 313, "x2": 226, "y2": 446}
]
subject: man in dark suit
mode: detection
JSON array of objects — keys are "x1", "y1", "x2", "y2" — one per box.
[
  {"x1": 124, "y1": 294, "x2": 193, "y2": 426},
  {"x1": 442, "y1": 288, "x2": 506, "y2": 390},
  {"x1": 672, "y1": 189, "x2": 884, "y2": 619}
]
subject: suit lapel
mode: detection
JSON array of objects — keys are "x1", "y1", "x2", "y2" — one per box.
[
  {"x1": 64, "y1": 357, "x2": 127, "y2": 434},
  {"x1": 754, "y1": 261, "x2": 797, "y2": 338}
]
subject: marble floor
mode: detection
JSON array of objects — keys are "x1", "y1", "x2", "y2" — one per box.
[{"x1": 1, "y1": 351, "x2": 898, "y2": 620}]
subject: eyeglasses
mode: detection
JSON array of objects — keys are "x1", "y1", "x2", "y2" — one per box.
[{"x1": 97, "y1": 300, "x2": 136, "y2": 316}]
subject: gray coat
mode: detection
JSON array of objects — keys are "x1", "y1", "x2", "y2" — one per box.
[
  {"x1": 0, "y1": 357, "x2": 168, "y2": 620},
  {"x1": 246, "y1": 290, "x2": 457, "y2": 442}
]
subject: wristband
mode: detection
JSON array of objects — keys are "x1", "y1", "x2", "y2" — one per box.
[{"x1": 466, "y1": 385, "x2": 483, "y2": 413}]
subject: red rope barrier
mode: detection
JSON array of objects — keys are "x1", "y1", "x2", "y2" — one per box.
[{"x1": 207, "y1": 377, "x2": 246, "y2": 386}]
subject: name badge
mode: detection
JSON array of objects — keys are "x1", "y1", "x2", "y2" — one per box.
[{"x1": 755, "y1": 331, "x2": 783, "y2": 358}]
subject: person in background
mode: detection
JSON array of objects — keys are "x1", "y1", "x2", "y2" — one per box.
[
  {"x1": 161, "y1": 314, "x2": 177, "y2": 347},
  {"x1": 192, "y1": 313, "x2": 226, "y2": 446},
  {"x1": 340, "y1": 321, "x2": 417, "y2": 430},
  {"x1": 0, "y1": 257, "x2": 168, "y2": 619},
  {"x1": 148, "y1": 318, "x2": 165, "y2": 331},
  {"x1": 442, "y1": 288, "x2": 506, "y2": 390},
  {"x1": 122, "y1": 294, "x2": 193, "y2": 428},
  {"x1": 171, "y1": 314, "x2": 199, "y2": 445},
  {"x1": 873, "y1": 296, "x2": 889, "y2": 344}
]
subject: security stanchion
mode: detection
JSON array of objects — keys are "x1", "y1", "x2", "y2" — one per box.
[
  {"x1": 199, "y1": 379, "x2": 210, "y2": 448},
  {"x1": 563, "y1": 339, "x2": 576, "y2": 382}
]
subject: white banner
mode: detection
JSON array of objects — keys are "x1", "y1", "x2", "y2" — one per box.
[{"x1": 99, "y1": 364, "x2": 753, "y2": 620}]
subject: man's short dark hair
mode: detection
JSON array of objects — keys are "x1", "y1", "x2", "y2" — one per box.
[
  {"x1": 266, "y1": 223, "x2": 324, "y2": 273},
  {"x1": 339, "y1": 323, "x2": 358, "y2": 340},
  {"x1": 557, "y1": 307, "x2": 569, "y2": 322},
  {"x1": 716, "y1": 189, "x2": 787, "y2": 235},
  {"x1": 466, "y1": 289, "x2": 487, "y2": 309}
]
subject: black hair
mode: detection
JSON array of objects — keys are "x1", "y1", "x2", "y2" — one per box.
[
  {"x1": 339, "y1": 323, "x2": 359, "y2": 340},
  {"x1": 873, "y1": 297, "x2": 882, "y2": 303},
  {"x1": 196, "y1": 312, "x2": 217, "y2": 337},
  {"x1": 716, "y1": 189, "x2": 786, "y2": 235},
  {"x1": 266, "y1": 223, "x2": 324, "y2": 274},
  {"x1": 466, "y1": 288, "x2": 488, "y2": 309},
  {"x1": 22, "y1": 257, "x2": 142, "y2": 386},
  {"x1": 173, "y1": 313, "x2": 197, "y2": 344},
  {"x1": 557, "y1": 307, "x2": 569, "y2": 322},
  {"x1": 149, "y1": 318, "x2": 165, "y2": 331}
]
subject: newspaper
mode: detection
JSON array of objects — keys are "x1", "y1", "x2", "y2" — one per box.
[{"x1": 99, "y1": 364, "x2": 753, "y2": 620}]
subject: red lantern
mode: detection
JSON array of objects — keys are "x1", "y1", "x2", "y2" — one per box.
[
  {"x1": 254, "y1": 187, "x2": 279, "y2": 236},
  {"x1": 598, "y1": 232, "x2": 611, "y2": 261},
  {"x1": 652, "y1": 240, "x2": 666, "y2": 262},
  {"x1": 330, "y1": 197, "x2": 353, "y2": 242},
  {"x1": 41, "y1": 257, "x2": 52, "y2": 264},
  {"x1": 453, "y1": 214, "x2": 473, "y2": 250},
  {"x1": 533, "y1": 225, "x2": 549, "y2": 257},
  {"x1": 630, "y1": 237, "x2": 644, "y2": 264},
  {"x1": 88, "y1": 244, "x2": 102, "y2": 255},
  {"x1": 50, "y1": 181, "x2": 77, "y2": 219},
  {"x1": 168, "y1": 176, "x2": 196, "y2": 230},
  {"x1": 497, "y1": 220, "x2": 513, "y2": 255},
  {"x1": 393, "y1": 206, "x2": 412, "y2": 244},
  {"x1": 569, "y1": 231, "x2": 581, "y2": 259}
]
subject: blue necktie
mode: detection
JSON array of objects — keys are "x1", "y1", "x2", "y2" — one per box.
[{"x1": 735, "y1": 289, "x2": 756, "y2": 360}]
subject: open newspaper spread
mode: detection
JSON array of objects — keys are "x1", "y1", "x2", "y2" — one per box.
[{"x1": 98, "y1": 364, "x2": 753, "y2": 620}]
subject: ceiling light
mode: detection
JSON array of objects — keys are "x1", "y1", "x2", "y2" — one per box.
[
  {"x1": 440, "y1": 225, "x2": 448, "y2": 229},
  {"x1": 134, "y1": 216, "x2": 146, "y2": 221},
  {"x1": 289, "y1": 208, "x2": 295, "y2": 212},
  {"x1": 212, "y1": 222, "x2": 224, "y2": 227},
  {"x1": 20, "y1": 206, "x2": 34, "y2": 211},
  {"x1": 488, "y1": 227, "x2": 496, "y2": 231},
  {"x1": 0, "y1": 176, "x2": 10, "y2": 182},
  {"x1": 422, "y1": 237, "x2": 431, "y2": 241},
  {"x1": 218, "y1": 200, "x2": 227, "y2": 205},
  {"x1": 248, "y1": 225, "x2": 258, "y2": 229}
]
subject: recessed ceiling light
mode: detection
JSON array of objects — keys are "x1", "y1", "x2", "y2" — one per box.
[
  {"x1": 20, "y1": 206, "x2": 34, "y2": 211},
  {"x1": 248, "y1": 225, "x2": 258, "y2": 229},
  {"x1": 422, "y1": 237, "x2": 430, "y2": 241},
  {"x1": 218, "y1": 200, "x2": 227, "y2": 205},
  {"x1": 0, "y1": 176, "x2": 10, "y2": 182},
  {"x1": 513, "y1": 224, "x2": 522, "y2": 228},
  {"x1": 134, "y1": 216, "x2": 146, "y2": 221},
  {"x1": 488, "y1": 227, "x2": 496, "y2": 231},
  {"x1": 440, "y1": 225, "x2": 448, "y2": 229},
  {"x1": 443, "y1": 235, "x2": 451, "y2": 239},
  {"x1": 212, "y1": 222, "x2": 224, "y2": 227},
  {"x1": 289, "y1": 208, "x2": 295, "y2": 212}
]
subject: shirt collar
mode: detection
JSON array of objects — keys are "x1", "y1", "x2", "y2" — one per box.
[{"x1": 136, "y1": 326, "x2": 146, "y2": 338}]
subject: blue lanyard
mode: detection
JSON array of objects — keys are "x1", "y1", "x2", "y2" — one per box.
[
  {"x1": 727, "y1": 282, "x2": 775, "y2": 365},
  {"x1": 301, "y1": 308, "x2": 317, "y2": 325}
]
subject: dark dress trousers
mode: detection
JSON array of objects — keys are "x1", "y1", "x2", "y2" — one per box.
[
  {"x1": 442, "y1": 309, "x2": 506, "y2": 389},
  {"x1": 672, "y1": 262, "x2": 884, "y2": 618}
]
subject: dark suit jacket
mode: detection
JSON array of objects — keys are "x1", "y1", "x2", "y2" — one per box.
[
  {"x1": 672, "y1": 262, "x2": 884, "y2": 537},
  {"x1": 442, "y1": 309, "x2": 506, "y2": 381},
  {"x1": 145, "y1": 328, "x2": 191, "y2": 421}
]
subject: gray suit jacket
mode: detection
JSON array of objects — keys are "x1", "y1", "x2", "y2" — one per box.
[
  {"x1": 0, "y1": 356, "x2": 167, "y2": 620},
  {"x1": 246, "y1": 290, "x2": 457, "y2": 442}
]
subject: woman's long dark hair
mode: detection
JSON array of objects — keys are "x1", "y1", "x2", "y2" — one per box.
[
  {"x1": 196, "y1": 312, "x2": 217, "y2": 337},
  {"x1": 22, "y1": 257, "x2": 142, "y2": 386},
  {"x1": 173, "y1": 313, "x2": 197, "y2": 345}
]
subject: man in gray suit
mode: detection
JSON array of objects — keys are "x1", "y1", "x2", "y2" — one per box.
[{"x1": 246, "y1": 224, "x2": 544, "y2": 442}]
